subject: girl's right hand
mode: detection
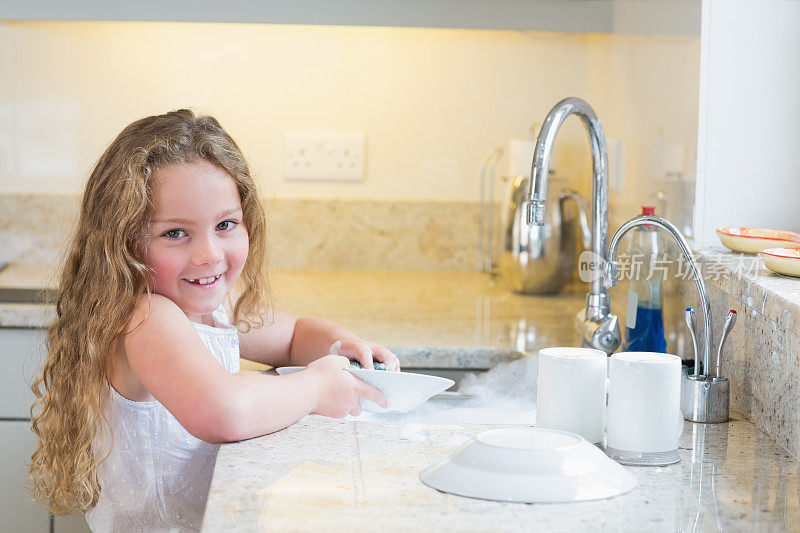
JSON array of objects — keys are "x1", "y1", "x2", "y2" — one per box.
[{"x1": 305, "y1": 355, "x2": 387, "y2": 417}]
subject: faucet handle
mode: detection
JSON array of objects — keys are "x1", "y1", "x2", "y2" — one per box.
[
  {"x1": 575, "y1": 308, "x2": 621, "y2": 354},
  {"x1": 684, "y1": 307, "x2": 700, "y2": 375}
]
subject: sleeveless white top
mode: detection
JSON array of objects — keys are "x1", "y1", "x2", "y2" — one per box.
[{"x1": 86, "y1": 307, "x2": 240, "y2": 533}]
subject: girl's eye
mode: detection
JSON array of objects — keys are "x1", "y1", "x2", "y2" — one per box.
[
  {"x1": 216, "y1": 220, "x2": 238, "y2": 231},
  {"x1": 163, "y1": 229, "x2": 186, "y2": 239}
]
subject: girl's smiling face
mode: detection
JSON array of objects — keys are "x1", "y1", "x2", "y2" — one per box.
[{"x1": 146, "y1": 159, "x2": 249, "y2": 324}]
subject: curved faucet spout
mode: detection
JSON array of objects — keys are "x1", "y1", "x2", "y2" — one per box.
[
  {"x1": 526, "y1": 97, "x2": 616, "y2": 353},
  {"x1": 605, "y1": 214, "x2": 712, "y2": 376}
]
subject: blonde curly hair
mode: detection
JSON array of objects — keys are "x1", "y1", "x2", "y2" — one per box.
[{"x1": 29, "y1": 109, "x2": 271, "y2": 515}]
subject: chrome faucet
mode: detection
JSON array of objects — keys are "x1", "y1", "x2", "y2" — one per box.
[
  {"x1": 604, "y1": 214, "x2": 729, "y2": 423},
  {"x1": 604, "y1": 215, "x2": 712, "y2": 372},
  {"x1": 526, "y1": 97, "x2": 620, "y2": 353}
]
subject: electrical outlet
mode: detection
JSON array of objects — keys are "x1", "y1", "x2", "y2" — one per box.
[{"x1": 284, "y1": 130, "x2": 365, "y2": 182}]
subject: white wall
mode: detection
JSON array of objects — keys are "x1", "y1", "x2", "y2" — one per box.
[
  {"x1": 586, "y1": 33, "x2": 699, "y2": 230},
  {"x1": 0, "y1": 22, "x2": 593, "y2": 200},
  {"x1": 0, "y1": 23, "x2": 11, "y2": 181},
  {"x1": 0, "y1": 21, "x2": 698, "y2": 208},
  {"x1": 694, "y1": 0, "x2": 800, "y2": 242}
]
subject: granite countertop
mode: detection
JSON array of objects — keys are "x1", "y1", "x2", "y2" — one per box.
[
  {"x1": 203, "y1": 414, "x2": 799, "y2": 532},
  {"x1": 197, "y1": 267, "x2": 799, "y2": 531},
  {"x1": 266, "y1": 269, "x2": 592, "y2": 367},
  {"x1": 693, "y1": 245, "x2": 800, "y2": 332},
  {"x1": 0, "y1": 263, "x2": 57, "y2": 328}
]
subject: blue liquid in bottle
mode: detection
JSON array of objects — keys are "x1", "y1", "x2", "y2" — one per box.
[
  {"x1": 624, "y1": 306, "x2": 667, "y2": 352},
  {"x1": 622, "y1": 206, "x2": 668, "y2": 353}
]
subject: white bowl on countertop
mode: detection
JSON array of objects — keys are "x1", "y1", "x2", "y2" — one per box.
[
  {"x1": 276, "y1": 366, "x2": 454, "y2": 413},
  {"x1": 760, "y1": 247, "x2": 800, "y2": 278},
  {"x1": 420, "y1": 427, "x2": 637, "y2": 503},
  {"x1": 717, "y1": 227, "x2": 800, "y2": 254}
]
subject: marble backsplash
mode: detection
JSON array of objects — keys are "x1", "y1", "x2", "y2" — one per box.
[{"x1": 0, "y1": 194, "x2": 493, "y2": 271}]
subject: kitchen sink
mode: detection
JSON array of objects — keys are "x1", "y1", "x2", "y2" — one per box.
[
  {"x1": 402, "y1": 367, "x2": 481, "y2": 390},
  {"x1": 358, "y1": 355, "x2": 538, "y2": 425}
]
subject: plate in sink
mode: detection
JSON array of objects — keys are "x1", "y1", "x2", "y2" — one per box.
[
  {"x1": 716, "y1": 227, "x2": 800, "y2": 253},
  {"x1": 760, "y1": 247, "x2": 800, "y2": 277},
  {"x1": 276, "y1": 366, "x2": 454, "y2": 413}
]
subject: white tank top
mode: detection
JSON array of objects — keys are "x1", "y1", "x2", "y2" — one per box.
[{"x1": 86, "y1": 307, "x2": 240, "y2": 532}]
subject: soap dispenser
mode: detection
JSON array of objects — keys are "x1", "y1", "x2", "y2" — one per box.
[{"x1": 622, "y1": 206, "x2": 667, "y2": 352}]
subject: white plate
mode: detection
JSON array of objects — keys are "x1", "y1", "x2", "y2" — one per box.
[
  {"x1": 761, "y1": 247, "x2": 800, "y2": 277},
  {"x1": 275, "y1": 366, "x2": 454, "y2": 413},
  {"x1": 716, "y1": 227, "x2": 800, "y2": 253},
  {"x1": 420, "y1": 427, "x2": 637, "y2": 503}
]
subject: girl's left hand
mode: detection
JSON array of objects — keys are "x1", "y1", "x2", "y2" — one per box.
[{"x1": 329, "y1": 339, "x2": 401, "y2": 371}]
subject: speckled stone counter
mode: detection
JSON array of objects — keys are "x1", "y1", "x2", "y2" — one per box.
[
  {"x1": 267, "y1": 269, "x2": 592, "y2": 368},
  {"x1": 685, "y1": 247, "x2": 800, "y2": 459},
  {"x1": 0, "y1": 264, "x2": 57, "y2": 328},
  {"x1": 202, "y1": 413, "x2": 798, "y2": 532},
  {"x1": 198, "y1": 263, "x2": 800, "y2": 532},
  {"x1": 0, "y1": 194, "x2": 490, "y2": 271}
]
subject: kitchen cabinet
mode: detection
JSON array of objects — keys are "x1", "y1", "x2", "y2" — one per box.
[
  {"x1": 0, "y1": 0, "x2": 699, "y2": 35},
  {"x1": 0, "y1": 421, "x2": 50, "y2": 531},
  {"x1": 0, "y1": 328, "x2": 90, "y2": 532},
  {"x1": 0, "y1": 328, "x2": 46, "y2": 419},
  {"x1": 54, "y1": 513, "x2": 92, "y2": 533}
]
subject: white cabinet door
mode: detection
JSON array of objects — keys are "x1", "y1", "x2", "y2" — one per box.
[
  {"x1": 0, "y1": 328, "x2": 48, "y2": 419},
  {"x1": 0, "y1": 421, "x2": 50, "y2": 532},
  {"x1": 54, "y1": 513, "x2": 92, "y2": 533}
]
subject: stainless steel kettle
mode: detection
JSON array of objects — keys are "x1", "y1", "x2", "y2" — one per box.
[{"x1": 499, "y1": 175, "x2": 590, "y2": 294}]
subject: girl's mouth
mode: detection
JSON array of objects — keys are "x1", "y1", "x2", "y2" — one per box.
[{"x1": 183, "y1": 274, "x2": 222, "y2": 287}]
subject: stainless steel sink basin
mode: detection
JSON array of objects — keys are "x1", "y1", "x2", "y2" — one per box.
[
  {"x1": 402, "y1": 368, "x2": 481, "y2": 390},
  {"x1": 0, "y1": 287, "x2": 56, "y2": 304}
]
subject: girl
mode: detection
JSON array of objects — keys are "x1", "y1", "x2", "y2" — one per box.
[{"x1": 29, "y1": 109, "x2": 399, "y2": 532}]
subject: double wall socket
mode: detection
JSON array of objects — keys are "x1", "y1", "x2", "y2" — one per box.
[{"x1": 284, "y1": 130, "x2": 365, "y2": 182}]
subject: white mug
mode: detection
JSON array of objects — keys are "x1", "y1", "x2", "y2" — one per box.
[
  {"x1": 536, "y1": 347, "x2": 607, "y2": 443},
  {"x1": 606, "y1": 351, "x2": 683, "y2": 466}
]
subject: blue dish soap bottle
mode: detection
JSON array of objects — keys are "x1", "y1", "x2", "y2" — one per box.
[{"x1": 623, "y1": 206, "x2": 667, "y2": 353}]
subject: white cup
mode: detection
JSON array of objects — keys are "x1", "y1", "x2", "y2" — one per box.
[
  {"x1": 536, "y1": 347, "x2": 607, "y2": 443},
  {"x1": 606, "y1": 352, "x2": 683, "y2": 466}
]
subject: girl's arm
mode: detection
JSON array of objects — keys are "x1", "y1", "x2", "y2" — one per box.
[
  {"x1": 238, "y1": 308, "x2": 400, "y2": 370},
  {"x1": 123, "y1": 294, "x2": 386, "y2": 443}
]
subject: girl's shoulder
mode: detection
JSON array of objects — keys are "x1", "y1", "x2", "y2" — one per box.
[
  {"x1": 112, "y1": 294, "x2": 191, "y2": 402},
  {"x1": 126, "y1": 293, "x2": 189, "y2": 336},
  {"x1": 123, "y1": 294, "x2": 204, "y2": 363}
]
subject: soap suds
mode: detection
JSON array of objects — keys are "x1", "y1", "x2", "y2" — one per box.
[{"x1": 355, "y1": 355, "x2": 538, "y2": 425}]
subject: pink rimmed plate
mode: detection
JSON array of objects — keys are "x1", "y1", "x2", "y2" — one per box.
[
  {"x1": 717, "y1": 227, "x2": 800, "y2": 254},
  {"x1": 760, "y1": 248, "x2": 800, "y2": 278}
]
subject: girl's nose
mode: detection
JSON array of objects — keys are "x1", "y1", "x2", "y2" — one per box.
[{"x1": 192, "y1": 235, "x2": 224, "y2": 265}]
